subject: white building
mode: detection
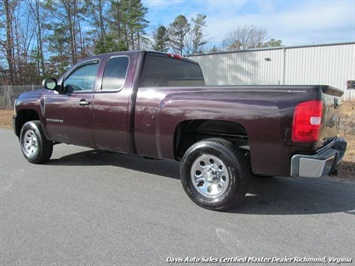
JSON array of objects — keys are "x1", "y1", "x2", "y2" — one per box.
[{"x1": 188, "y1": 42, "x2": 355, "y2": 101}]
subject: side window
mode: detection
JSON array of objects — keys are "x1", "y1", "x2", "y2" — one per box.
[
  {"x1": 102, "y1": 57, "x2": 129, "y2": 91},
  {"x1": 64, "y1": 62, "x2": 99, "y2": 92}
]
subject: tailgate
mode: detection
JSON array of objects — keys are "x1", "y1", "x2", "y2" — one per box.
[{"x1": 319, "y1": 86, "x2": 344, "y2": 145}]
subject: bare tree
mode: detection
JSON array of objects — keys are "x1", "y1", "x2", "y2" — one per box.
[
  {"x1": 84, "y1": 0, "x2": 108, "y2": 41},
  {"x1": 0, "y1": 0, "x2": 19, "y2": 84},
  {"x1": 43, "y1": 0, "x2": 86, "y2": 65},
  {"x1": 27, "y1": 0, "x2": 46, "y2": 76},
  {"x1": 222, "y1": 25, "x2": 268, "y2": 50}
]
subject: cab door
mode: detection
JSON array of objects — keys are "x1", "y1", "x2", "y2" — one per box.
[
  {"x1": 92, "y1": 56, "x2": 131, "y2": 152},
  {"x1": 44, "y1": 60, "x2": 100, "y2": 148}
]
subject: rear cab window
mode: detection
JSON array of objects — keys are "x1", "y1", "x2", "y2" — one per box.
[
  {"x1": 141, "y1": 53, "x2": 205, "y2": 87},
  {"x1": 101, "y1": 56, "x2": 129, "y2": 91}
]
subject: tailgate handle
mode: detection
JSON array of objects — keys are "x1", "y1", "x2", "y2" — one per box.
[{"x1": 78, "y1": 99, "x2": 90, "y2": 106}]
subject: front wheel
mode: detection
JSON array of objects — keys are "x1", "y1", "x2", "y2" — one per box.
[
  {"x1": 20, "y1": 121, "x2": 53, "y2": 164},
  {"x1": 180, "y1": 139, "x2": 250, "y2": 211}
]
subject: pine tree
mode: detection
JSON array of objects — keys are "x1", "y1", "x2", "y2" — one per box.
[
  {"x1": 189, "y1": 14, "x2": 208, "y2": 54},
  {"x1": 109, "y1": 0, "x2": 148, "y2": 51},
  {"x1": 152, "y1": 26, "x2": 170, "y2": 52},
  {"x1": 94, "y1": 34, "x2": 128, "y2": 54},
  {"x1": 168, "y1": 15, "x2": 190, "y2": 55},
  {"x1": 263, "y1": 39, "x2": 283, "y2": 47}
]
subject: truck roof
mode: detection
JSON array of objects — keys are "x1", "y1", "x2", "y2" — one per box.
[{"x1": 87, "y1": 50, "x2": 199, "y2": 65}]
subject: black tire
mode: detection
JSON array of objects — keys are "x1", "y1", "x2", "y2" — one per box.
[
  {"x1": 20, "y1": 121, "x2": 53, "y2": 164},
  {"x1": 180, "y1": 138, "x2": 250, "y2": 211}
]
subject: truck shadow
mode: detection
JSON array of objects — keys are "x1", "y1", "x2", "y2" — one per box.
[
  {"x1": 48, "y1": 150, "x2": 181, "y2": 179},
  {"x1": 49, "y1": 150, "x2": 355, "y2": 216},
  {"x1": 235, "y1": 175, "x2": 355, "y2": 215}
]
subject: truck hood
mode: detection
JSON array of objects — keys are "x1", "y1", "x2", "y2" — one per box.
[{"x1": 15, "y1": 88, "x2": 52, "y2": 104}]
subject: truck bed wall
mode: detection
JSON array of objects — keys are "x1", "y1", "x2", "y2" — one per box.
[{"x1": 134, "y1": 85, "x2": 327, "y2": 177}]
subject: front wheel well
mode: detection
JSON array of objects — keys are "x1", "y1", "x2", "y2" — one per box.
[
  {"x1": 174, "y1": 120, "x2": 249, "y2": 160},
  {"x1": 15, "y1": 109, "x2": 40, "y2": 137}
]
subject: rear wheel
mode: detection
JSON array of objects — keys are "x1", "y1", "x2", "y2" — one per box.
[
  {"x1": 180, "y1": 138, "x2": 249, "y2": 211},
  {"x1": 20, "y1": 121, "x2": 53, "y2": 164}
]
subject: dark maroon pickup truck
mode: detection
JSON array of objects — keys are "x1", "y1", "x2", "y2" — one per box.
[{"x1": 13, "y1": 51, "x2": 347, "y2": 210}]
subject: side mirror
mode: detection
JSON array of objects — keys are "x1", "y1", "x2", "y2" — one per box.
[{"x1": 42, "y1": 78, "x2": 58, "y2": 90}]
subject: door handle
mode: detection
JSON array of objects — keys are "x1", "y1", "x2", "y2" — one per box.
[{"x1": 78, "y1": 99, "x2": 90, "y2": 106}]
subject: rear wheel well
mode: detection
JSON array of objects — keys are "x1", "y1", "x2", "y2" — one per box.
[
  {"x1": 174, "y1": 120, "x2": 249, "y2": 160},
  {"x1": 15, "y1": 109, "x2": 40, "y2": 137}
]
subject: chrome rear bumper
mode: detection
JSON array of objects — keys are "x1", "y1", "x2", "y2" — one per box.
[{"x1": 290, "y1": 137, "x2": 347, "y2": 177}]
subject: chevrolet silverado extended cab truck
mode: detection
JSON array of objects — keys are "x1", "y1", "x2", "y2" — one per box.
[{"x1": 13, "y1": 51, "x2": 347, "y2": 211}]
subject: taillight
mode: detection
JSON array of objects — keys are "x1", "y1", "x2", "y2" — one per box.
[
  {"x1": 167, "y1": 53, "x2": 183, "y2": 59},
  {"x1": 292, "y1": 100, "x2": 323, "y2": 142}
]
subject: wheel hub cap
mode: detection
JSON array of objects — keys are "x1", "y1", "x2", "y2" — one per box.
[
  {"x1": 190, "y1": 154, "x2": 230, "y2": 198},
  {"x1": 22, "y1": 129, "x2": 39, "y2": 158},
  {"x1": 205, "y1": 165, "x2": 220, "y2": 183}
]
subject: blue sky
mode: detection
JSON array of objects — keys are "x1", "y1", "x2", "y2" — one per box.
[{"x1": 142, "y1": 0, "x2": 355, "y2": 48}]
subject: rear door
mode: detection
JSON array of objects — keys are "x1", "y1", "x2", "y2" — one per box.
[{"x1": 44, "y1": 60, "x2": 100, "y2": 147}]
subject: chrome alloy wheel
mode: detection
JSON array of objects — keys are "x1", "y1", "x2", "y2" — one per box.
[
  {"x1": 22, "y1": 129, "x2": 39, "y2": 159},
  {"x1": 190, "y1": 154, "x2": 230, "y2": 198}
]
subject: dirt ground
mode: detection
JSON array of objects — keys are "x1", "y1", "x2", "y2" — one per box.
[
  {"x1": 336, "y1": 101, "x2": 355, "y2": 180},
  {"x1": 0, "y1": 110, "x2": 13, "y2": 129},
  {"x1": 1, "y1": 104, "x2": 354, "y2": 180}
]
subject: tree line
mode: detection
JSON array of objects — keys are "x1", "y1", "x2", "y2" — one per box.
[{"x1": 0, "y1": 0, "x2": 282, "y2": 86}]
